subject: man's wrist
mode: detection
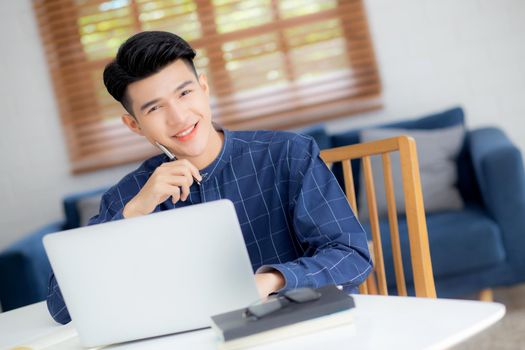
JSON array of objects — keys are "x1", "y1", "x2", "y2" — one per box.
[
  {"x1": 255, "y1": 270, "x2": 285, "y2": 297},
  {"x1": 123, "y1": 199, "x2": 145, "y2": 218},
  {"x1": 122, "y1": 204, "x2": 135, "y2": 218},
  {"x1": 268, "y1": 270, "x2": 285, "y2": 292}
]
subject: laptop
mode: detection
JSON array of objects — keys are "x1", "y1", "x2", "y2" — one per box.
[{"x1": 43, "y1": 199, "x2": 260, "y2": 348}]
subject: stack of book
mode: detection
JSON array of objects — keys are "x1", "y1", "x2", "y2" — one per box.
[{"x1": 210, "y1": 284, "x2": 355, "y2": 350}]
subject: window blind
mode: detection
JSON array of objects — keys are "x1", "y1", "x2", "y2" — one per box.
[{"x1": 34, "y1": 0, "x2": 382, "y2": 173}]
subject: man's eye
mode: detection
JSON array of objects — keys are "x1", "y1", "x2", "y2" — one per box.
[
  {"x1": 148, "y1": 105, "x2": 160, "y2": 114},
  {"x1": 181, "y1": 89, "x2": 192, "y2": 97}
]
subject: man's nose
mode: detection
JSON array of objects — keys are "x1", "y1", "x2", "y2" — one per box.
[{"x1": 165, "y1": 101, "x2": 186, "y2": 125}]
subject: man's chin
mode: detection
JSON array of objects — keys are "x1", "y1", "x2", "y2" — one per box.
[{"x1": 174, "y1": 147, "x2": 206, "y2": 161}]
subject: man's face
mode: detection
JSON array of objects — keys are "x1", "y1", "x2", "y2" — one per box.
[{"x1": 122, "y1": 59, "x2": 216, "y2": 164}]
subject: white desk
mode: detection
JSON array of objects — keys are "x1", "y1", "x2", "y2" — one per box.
[{"x1": 0, "y1": 295, "x2": 504, "y2": 350}]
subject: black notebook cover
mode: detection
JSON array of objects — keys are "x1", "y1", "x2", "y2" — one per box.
[{"x1": 210, "y1": 284, "x2": 355, "y2": 342}]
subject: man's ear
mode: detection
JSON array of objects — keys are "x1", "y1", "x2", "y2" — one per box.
[
  {"x1": 198, "y1": 73, "x2": 210, "y2": 97},
  {"x1": 121, "y1": 114, "x2": 144, "y2": 136}
]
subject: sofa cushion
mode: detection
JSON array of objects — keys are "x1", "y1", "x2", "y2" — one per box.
[
  {"x1": 63, "y1": 187, "x2": 108, "y2": 229},
  {"x1": 361, "y1": 205, "x2": 506, "y2": 287},
  {"x1": 77, "y1": 195, "x2": 104, "y2": 227},
  {"x1": 329, "y1": 106, "x2": 480, "y2": 204},
  {"x1": 358, "y1": 125, "x2": 465, "y2": 219},
  {"x1": 331, "y1": 107, "x2": 466, "y2": 148}
]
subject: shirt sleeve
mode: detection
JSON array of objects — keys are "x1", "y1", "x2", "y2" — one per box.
[
  {"x1": 46, "y1": 273, "x2": 71, "y2": 324},
  {"x1": 87, "y1": 188, "x2": 126, "y2": 225},
  {"x1": 258, "y1": 137, "x2": 372, "y2": 292},
  {"x1": 46, "y1": 189, "x2": 125, "y2": 324}
]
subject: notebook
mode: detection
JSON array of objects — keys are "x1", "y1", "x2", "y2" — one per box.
[{"x1": 43, "y1": 199, "x2": 259, "y2": 348}]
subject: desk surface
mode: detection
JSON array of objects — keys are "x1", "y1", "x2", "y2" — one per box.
[{"x1": 0, "y1": 294, "x2": 504, "y2": 350}]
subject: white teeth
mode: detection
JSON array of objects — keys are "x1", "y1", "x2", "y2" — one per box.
[{"x1": 176, "y1": 124, "x2": 195, "y2": 137}]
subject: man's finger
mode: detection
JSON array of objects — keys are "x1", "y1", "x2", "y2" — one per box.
[
  {"x1": 180, "y1": 182, "x2": 190, "y2": 201},
  {"x1": 166, "y1": 164, "x2": 200, "y2": 186},
  {"x1": 170, "y1": 185, "x2": 181, "y2": 204},
  {"x1": 188, "y1": 163, "x2": 202, "y2": 183},
  {"x1": 176, "y1": 159, "x2": 202, "y2": 182},
  {"x1": 166, "y1": 175, "x2": 192, "y2": 188},
  {"x1": 165, "y1": 176, "x2": 190, "y2": 202}
]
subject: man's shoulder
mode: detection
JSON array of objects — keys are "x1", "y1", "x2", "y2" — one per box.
[
  {"x1": 229, "y1": 130, "x2": 315, "y2": 149},
  {"x1": 225, "y1": 130, "x2": 319, "y2": 169}
]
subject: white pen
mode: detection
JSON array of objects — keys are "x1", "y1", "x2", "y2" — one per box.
[{"x1": 155, "y1": 141, "x2": 201, "y2": 185}]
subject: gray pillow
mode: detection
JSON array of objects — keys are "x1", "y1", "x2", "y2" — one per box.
[
  {"x1": 77, "y1": 195, "x2": 103, "y2": 227},
  {"x1": 357, "y1": 125, "x2": 465, "y2": 220}
]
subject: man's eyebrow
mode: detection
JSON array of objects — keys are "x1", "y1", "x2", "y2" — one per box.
[
  {"x1": 175, "y1": 80, "x2": 193, "y2": 92},
  {"x1": 140, "y1": 98, "x2": 161, "y2": 113},
  {"x1": 139, "y1": 80, "x2": 194, "y2": 112}
]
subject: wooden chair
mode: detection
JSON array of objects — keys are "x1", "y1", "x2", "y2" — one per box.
[{"x1": 320, "y1": 136, "x2": 436, "y2": 298}]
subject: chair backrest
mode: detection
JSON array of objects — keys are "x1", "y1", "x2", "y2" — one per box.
[{"x1": 320, "y1": 136, "x2": 436, "y2": 298}]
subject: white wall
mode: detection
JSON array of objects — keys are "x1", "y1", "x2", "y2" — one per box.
[
  {"x1": 0, "y1": 0, "x2": 524, "y2": 249},
  {"x1": 0, "y1": 0, "x2": 139, "y2": 249},
  {"x1": 326, "y1": 0, "x2": 525, "y2": 136}
]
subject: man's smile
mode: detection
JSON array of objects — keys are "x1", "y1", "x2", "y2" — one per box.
[{"x1": 173, "y1": 121, "x2": 199, "y2": 141}]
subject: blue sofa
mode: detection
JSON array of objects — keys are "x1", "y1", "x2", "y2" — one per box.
[
  {"x1": 1, "y1": 106, "x2": 525, "y2": 311},
  {"x1": 0, "y1": 188, "x2": 107, "y2": 311}
]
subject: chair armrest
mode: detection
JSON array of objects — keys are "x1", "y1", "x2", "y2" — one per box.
[
  {"x1": 469, "y1": 127, "x2": 525, "y2": 268},
  {"x1": 0, "y1": 220, "x2": 65, "y2": 311}
]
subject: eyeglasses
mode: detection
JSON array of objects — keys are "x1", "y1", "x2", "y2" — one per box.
[{"x1": 243, "y1": 287, "x2": 321, "y2": 320}]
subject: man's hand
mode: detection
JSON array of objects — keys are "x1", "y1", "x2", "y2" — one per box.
[
  {"x1": 254, "y1": 270, "x2": 285, "y2": 298},
  {"x1": 123, "y1": 159, "x2": 202, "y2": 218}
]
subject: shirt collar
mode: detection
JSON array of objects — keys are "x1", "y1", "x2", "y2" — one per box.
[{"x1": 198, "y1": 125, "x2": 233, "y2": 182}]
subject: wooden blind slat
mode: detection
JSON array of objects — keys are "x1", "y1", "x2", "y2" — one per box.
[
  {"x1": 70, "y1": 86, "x2": 382, "y2": 154},
  {"x1": 57, "y1": 66, "x2": 379, "y2": 125},
  {"x1": 49, "y1": 36, "x2": 372, "y2": 97},
  {"x1": 38, "y1": 2, "x2": 365, "y2": 57},
  {"x1": 216, "y1": 78, "x2": 381, "y2": 124},
  {"x1": 40, "y1": 19, "x2": 369, "y2": 70},
  {"x1": 57, "y1": 75, "x2": 380, "y2": 125},
  {"x1": 73, "y1": 94, "x2": 375, "y2": 161}
]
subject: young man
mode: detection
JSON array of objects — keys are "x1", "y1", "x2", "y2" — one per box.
[{"x1": 47, "y1": 31, "x2": 372, "y2": 324}]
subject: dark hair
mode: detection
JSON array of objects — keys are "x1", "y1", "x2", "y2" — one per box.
[{"x1": 103, "y1": 31, "x2": 197, "y2": 116}]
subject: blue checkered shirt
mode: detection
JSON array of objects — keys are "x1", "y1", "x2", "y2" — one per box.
[{"x1": 47, "y1": 129, "x2": 372, "y2": 324}]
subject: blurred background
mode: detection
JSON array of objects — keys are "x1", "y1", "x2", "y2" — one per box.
[
  {"x1": 0, "y1": 0, "x2": 524, "y2": 306},
  {"x1": 1, "y1": 0, "x2": 524, "y2": 251},
  {"x1": 1, "y1": 2, "x2": 525, "y2": 347}
]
